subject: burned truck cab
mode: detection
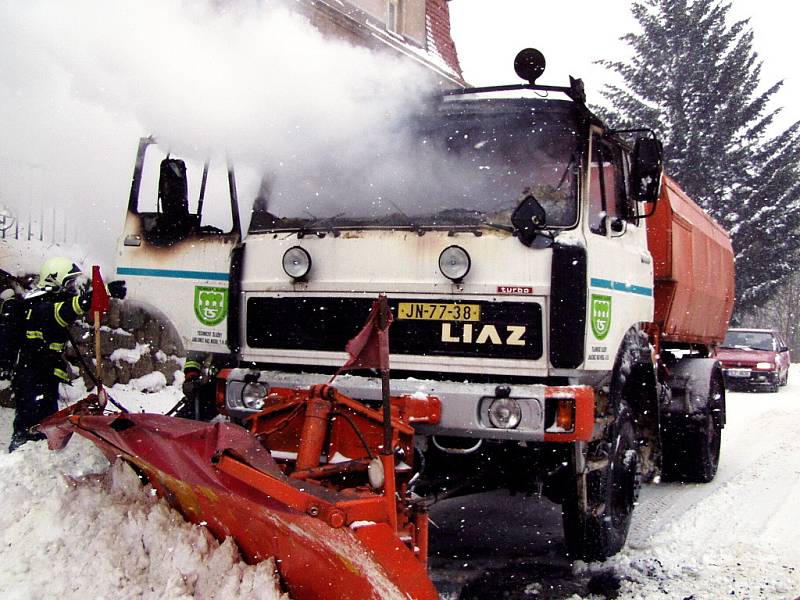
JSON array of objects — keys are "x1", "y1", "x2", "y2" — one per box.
[{"x1": 117, "y1": 138, "x2": 242, "y2": 359}]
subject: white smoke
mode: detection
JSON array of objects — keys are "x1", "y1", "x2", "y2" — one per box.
[{"x1": 0, "y1": 0, "x2": 444, "y2": 260}]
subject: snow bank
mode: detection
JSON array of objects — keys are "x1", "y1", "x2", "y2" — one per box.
[
  {"x1": 128, "y1": 371, "x2": 168, "y2": 394},
  {"x1": 0, "y1": 414, "x2": 289, "y2": 599},
  {"x1": 109, "y1": 343, "x2": 150, "y2": 365},
  {"x1": 60, "y1": 378, "x2": 184, "y2": 415}
]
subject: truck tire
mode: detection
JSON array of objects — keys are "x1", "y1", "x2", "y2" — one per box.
[
  {"x1": 662, "y1": 365, "x2": 723, "y2": 483},
  {"x1": 562, "y1": 414, "x2": 639, "y2": 562},
  {"x1": 662, "y1": 412, "x2": 721, "y2": 483}
]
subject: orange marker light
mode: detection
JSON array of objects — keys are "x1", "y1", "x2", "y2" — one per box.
[{"x1": 556, "y1": 399, "x2": 575, "y2": 432}]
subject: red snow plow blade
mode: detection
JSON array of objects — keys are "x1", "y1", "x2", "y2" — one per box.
[{"x1": 37, "y1": 386, "x2": 441, "y2": 600}]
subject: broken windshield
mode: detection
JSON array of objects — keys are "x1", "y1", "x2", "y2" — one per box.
[{"x1": 248, "y1": 101, "x2": 580, "y2": 233}]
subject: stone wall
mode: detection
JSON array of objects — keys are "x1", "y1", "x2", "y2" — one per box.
[{"x1": 67, "y1": 300, "x2": 184, "y2": 388}]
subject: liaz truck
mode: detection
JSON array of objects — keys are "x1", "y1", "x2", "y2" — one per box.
[{"x1": 115, "y1": 50, "x2": 735, "y2": 561}]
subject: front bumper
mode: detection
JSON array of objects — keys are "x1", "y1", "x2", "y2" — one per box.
[
  {"x1": 221, "y1": 369, "x2": 595, "y2": 443},
  {"x1": 722, "y1": 367, "x2": 779, "y2": 388}
]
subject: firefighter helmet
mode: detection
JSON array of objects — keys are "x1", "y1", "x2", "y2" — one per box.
[{"x1": 38, "y1": 257, "x2": 82, "y2": 290}]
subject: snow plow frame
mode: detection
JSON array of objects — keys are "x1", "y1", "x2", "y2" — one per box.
[{"x1": 37, "y1": 386, "x2": 442, "y2": 600}]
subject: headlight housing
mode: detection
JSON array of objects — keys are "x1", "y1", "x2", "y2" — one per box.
[
  {"x1": 755, "y1": 362, "x2": 775, "y2": 370},
  {"x1": 282, "y1": 246, "x2": 311, "y2": 280},
  {"x1": 487, "y1": 397, "x2": 522, "y2": 429},
  {"x1": 241, "y1": 382, "x2": 268, "y2": 410},
  {"x1": 438, "y1": 245, "x2": 471, "y2": 282}
]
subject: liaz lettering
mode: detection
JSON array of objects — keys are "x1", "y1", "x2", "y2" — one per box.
[{"x1": 441, "y1": 323, "x2": 527, "y2": 346}]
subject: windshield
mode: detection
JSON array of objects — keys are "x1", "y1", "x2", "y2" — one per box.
[
  {"x1": 721, "y1": 331, "x2": 776, "y2": 351},
  {"x1": 249, "y1": 103, "x2": 579, "y2": 233}
]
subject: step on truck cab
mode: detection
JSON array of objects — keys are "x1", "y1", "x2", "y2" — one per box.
[{"x1": 116, "y1": 49, "x2": 735, "y2": 561}]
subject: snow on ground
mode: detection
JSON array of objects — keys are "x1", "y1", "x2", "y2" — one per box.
[
  {"x1": 1, "y1": 367, "x2": 800, "y2": 598},
  {"x1": 0, "y1": 385, "x2": 289, "y2": 600},
  {"x1": 591, "y1": 366, "x2": 800, "y2": 599},
  {"x1": 60, "y1": 374, "x2": 184, "y2": 414}
]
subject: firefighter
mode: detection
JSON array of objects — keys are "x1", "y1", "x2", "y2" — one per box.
[
  {"x1": 0, "y1": 287, "x2": 22, "y2": 381},
  {"x1": 175, "y1": 353, "x2": 219, "y2": 421},
  {"x1": 7, "y1": 257, "x2": 126, "y2": 452}
]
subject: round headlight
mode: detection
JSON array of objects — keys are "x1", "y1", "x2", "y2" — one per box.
[
  {"x1": 487, "y1": 398, "x2": 522, "y2": 429},
  {"x1": 439, "y1": 245, "x2": 471, "y2": 282},
  {"x1": 282, "y1": 246, "x2": 311, "y2": 279},
  {"x1": 242, "y1": 382, "x2": 268, "y2": 410}
]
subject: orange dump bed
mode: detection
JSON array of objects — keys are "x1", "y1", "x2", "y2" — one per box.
[{"x1": 646, "y1": 176, "x2": 735, "y2": 346}]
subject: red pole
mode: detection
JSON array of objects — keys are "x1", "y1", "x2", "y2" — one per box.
[
  {"x1": 379, "y1": 294, "x2": 392, "y2": 455},
  {"x1": 377, "y1": 294, "x2": 398, "y2": 531}
]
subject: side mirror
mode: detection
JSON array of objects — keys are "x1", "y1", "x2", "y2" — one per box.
[
  {"x1": 511, "y1": 194, "x2": 546, "y2": 246},
  {"x1": 780, "y1": 346, "x2": 790, "y2": 353},
  {"x1": 631, "y1": 137, "x2": 664, "y2": 204}
]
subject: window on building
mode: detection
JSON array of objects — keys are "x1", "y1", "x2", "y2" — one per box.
[{"x1": 387, "y1": 0, "x2": 402, "y2": 33}]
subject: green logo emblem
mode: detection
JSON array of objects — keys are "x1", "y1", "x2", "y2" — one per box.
[
  {"x1": 591, "y1": 294, "x2": 612, "y2": 340},
  {"x1": 194, "y1": 286, "x2": 228, "y2": 326}
]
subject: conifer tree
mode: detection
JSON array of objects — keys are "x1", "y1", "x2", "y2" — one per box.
[{"x1": 597, "y1": 0, "x2": 800, "y2": 311}]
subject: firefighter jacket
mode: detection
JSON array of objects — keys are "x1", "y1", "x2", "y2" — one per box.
[{"x1": 16, "y1": 288, "x2": 91, "y2": 384}]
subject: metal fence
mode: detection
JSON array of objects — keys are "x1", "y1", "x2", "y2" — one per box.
[{"x1": 0, "y1": 205, "x2": 75, "y2": 244}]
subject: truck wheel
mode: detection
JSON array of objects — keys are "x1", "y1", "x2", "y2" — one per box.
[
  {"x1": 662, "y1": 413, "x2": 722, "y2": 483},
  {"x1": 562, "y1": 415, "x2": 639, "y2": 562}
]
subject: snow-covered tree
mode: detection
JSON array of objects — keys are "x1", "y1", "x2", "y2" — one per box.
[
  {"x1": 739, "y1": 272, "x2": 800, "y2": 354},
  {"x1": 597, "y1": 0, "x2": 800, "y2": 312}
]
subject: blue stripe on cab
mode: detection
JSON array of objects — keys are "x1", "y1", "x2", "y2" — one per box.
[
  {"x1": 116, "y1": 266, "x2": 229, "y2": 282},
  {"x1": 590, "y1": 278, "x2": 653, "y2": 297}
]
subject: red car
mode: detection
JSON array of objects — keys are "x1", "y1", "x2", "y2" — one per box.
[{"x1": 716, "y1": 328, "x2": 791, "y2": 392}]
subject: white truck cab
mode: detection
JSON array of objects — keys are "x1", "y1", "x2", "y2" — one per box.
[{"x1": 117, "y1": 50, "x2": 724, "y2": 562}]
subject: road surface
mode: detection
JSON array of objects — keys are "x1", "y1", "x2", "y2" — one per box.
[{"x1": 429, "y1": 366, "x2": 800, "y2": 599}]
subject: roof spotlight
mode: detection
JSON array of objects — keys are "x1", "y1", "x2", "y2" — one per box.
[{"x1": 514, "y1": 48, "x2": 546, "y2": 84}]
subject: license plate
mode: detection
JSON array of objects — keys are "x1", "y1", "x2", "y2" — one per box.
[
  {"x1": 726, "y1": 369, "x2": 750, "y2": 378},
  {"x1": 397, "y1": 302, "x2": 481, "y2": 322}
]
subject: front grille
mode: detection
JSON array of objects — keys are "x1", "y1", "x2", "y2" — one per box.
[{"x1": 246, "y1": 296, "x2": 543, "y2": 360}]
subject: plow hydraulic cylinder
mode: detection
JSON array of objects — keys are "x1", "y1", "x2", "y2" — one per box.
[{"x1": 295, "y1": 396, "x2": 332, "y2": 472}]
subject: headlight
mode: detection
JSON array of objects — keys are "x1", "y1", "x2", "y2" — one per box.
[
  {"x1": 487, "y1": 398, "x2": 522, "y2": 429},
  {"x1": 756, "y1": 362, "x2": 775, "y2": 370},
  {"x1": 241, "y1": 382, "x2": 268, "y2": 410},
  {"x1": 282, "y1": 246, "x2": 311, "y2": 279},
  {"x1": 438, "y1": 245, "x2": 471, "y2": 282}
]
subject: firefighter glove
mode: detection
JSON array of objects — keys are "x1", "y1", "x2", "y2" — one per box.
[
  {"x1": 182, "y1": 375, "x2": 202, "y2": 399},
  {"x1": 108, "y1": 280, "x2": 127, "y2": 300}
]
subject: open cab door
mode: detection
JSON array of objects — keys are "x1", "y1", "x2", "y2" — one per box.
[{"x1": 116, "y1": 137, "x2": 242, "y2": 356}]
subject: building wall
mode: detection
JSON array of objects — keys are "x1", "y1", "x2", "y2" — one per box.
[
  {"x1": 298, "y1": 0, "x2": 463, "y2": 84},
  {"x1": 348, "y1": 0, "x2": 427, "y2": 44}
]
